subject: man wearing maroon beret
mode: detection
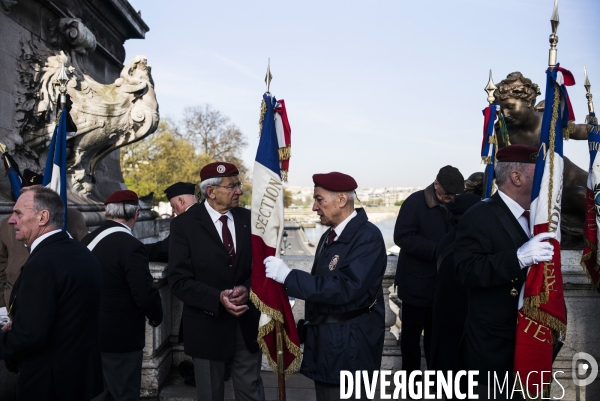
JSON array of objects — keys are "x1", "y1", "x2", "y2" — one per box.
[
  {"x1": 264, "y1": 172, "x2": 386, "y2": 400},
  {"x1": 393, "y1": 165, "x2": 464, "y2": 375},
  {"x1": 168, "y1": 162, "x2": 264, "y2": 401},
  {"x1": 83, "y1": 189, "x2": 163, "y2": 401},
  {"x1": 454, "y1": 144, "x2": 555, "y2": 397}
]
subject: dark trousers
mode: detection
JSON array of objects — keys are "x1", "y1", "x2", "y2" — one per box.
[
  {"x1": 400, "y1": 302, "x2": 432, "y2": 374},
  {"x1": 315, "y1": 380, "x2": 370, "y2": 401},
  {"x1": 91, "y1": 350, "x2": 143, "y2": 401},
  {"x1": 193, "y1": 324, "x2": 264, "y2": 401}
]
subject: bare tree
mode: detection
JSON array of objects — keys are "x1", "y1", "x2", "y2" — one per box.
[{"x1": 182, "y1": 105, "x2": 248, "y2": 168}]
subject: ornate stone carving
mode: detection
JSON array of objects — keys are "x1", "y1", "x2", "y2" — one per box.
[
  {"x1": 49, "y1": 18, "x2": 97, "y2": 56},
  {"x1": 13, "y1": 38, "x2": 158, "y2": 199}
]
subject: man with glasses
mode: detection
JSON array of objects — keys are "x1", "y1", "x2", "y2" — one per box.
[
  {"x1": 84, "y1": 190, "x2": 163, "y2": 401},
  {"x1": 393, "y1": 165, "x2": 464, "y2": 375},
  {"x1": 169, "y1": 162, "x2": 264, "y2": 401}
]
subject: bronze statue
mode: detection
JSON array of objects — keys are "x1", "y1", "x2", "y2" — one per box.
[{"x1": 494, "y1": 72, "x2": 587, "y2": 247}]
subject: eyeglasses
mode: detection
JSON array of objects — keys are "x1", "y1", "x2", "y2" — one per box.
[{"x1": 213, "y1": 182, "x2": 243, "y2": 191}]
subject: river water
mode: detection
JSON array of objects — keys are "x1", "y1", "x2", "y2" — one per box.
[{"x1": 302, "y1": 217, "x2": 397, "y2": 250}]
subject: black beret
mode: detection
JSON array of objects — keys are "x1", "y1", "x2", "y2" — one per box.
[
  {"x1": 164, "y1": 182, "x2": 196, "y2": 200},
  {"x1": 436, "y1": 166, "x2": 465, "y2": 195},
  {"x1": 448, "y1": 193, "x2": 481, "y2": 215},
  {"x1": 313, "y1": 172, "x2": 358, "y2": 192},
  {"x1": 496, "y1": 144, "x2": 538, "y2": 163}
]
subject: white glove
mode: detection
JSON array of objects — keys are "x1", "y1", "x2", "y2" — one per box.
[
  {"x1": 264, "y1": 256, "x2": 291, "y2": 284},
  {"x1": 517, "y1": 232, "x2": 556, "y2": 268}
]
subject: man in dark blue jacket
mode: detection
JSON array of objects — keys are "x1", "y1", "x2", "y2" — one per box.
[
  {"x1": 393, "y1": 165, "x2": 464, "y2": 374},
  {"x1": 264, "y1": 172, "x2": 386, "y2": 401}
]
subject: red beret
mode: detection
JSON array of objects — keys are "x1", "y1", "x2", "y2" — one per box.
[
  {"x1": 104, "y1": 190, "x2": 139, "y2": 205},
  {"x1": 496, "y1": 144, "x2": 538, "y2": 164},
  {"x1": 200, "y1": 162, "x2": 239, "y2": 181},
  {"x1": 313, "y1": 172, "x2": 358, "y2": 192}
]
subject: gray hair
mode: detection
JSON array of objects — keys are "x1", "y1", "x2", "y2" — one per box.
[
  {"x1": 495, "y1": 161, "x2": 525, "y2": 186},
  {"x1": 200, "y1": 177, "x2": 224, "y2": 198},
  {"x1": 105, "y1": 202, "x2": 139, "y2": 220},
  {"x1": 326, "y1": 190, "x2": 355, "y2": 203},
  {"x1": 21, "y1": 186, "x2": 64, "y2": 228}
]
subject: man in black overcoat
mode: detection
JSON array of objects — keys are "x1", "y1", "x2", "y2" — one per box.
[
  {"x1": 264, "y1": 172, "x2": 387, "y2": 401},
  {"x1": 169, "y1": 162, "x2": 264, "y2": 401},
  {"x1": 393, "y1": 165, "x2": 464, "y2": 373},
  {"x1": 83, "y1": 190, "x2": 163, "y2": 401},
  {"x1": 144, "y1": 182, "x2": 198, "y2": 263},
  {"x1": 454, "y1": 144, "x2": 555, "y2": 398},
  {"x1": 0, "y1": 186, "x2": 103, "y2": 400}
]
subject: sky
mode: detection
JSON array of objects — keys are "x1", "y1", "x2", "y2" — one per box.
[{"x1": 125, "y1": 0, "x2": 600, "y2": 188}]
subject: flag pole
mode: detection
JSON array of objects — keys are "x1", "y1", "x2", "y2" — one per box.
[
  {"x1": 56, "y1": 62, "x2": 69, "y2": 111},
  {"x1": 265, "y1": 59, "x2": 287, "y2": 401},
  {"x1": 584, "y1": 67, "x2": 595, "y2": 115},
  {"x1": 548, "y1": 0, "x2": 559, "y2": 69}
]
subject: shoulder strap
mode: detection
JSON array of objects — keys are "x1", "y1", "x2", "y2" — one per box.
[
  {"x1": 483, "y1": 198, "x2": 527, "y2": 248},
  {"x1": 87, "y1": 226, "x2": 132, "y2": 251}
]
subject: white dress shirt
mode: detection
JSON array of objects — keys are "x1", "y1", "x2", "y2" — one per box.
[
  {"x1": 29, "y1": 229, "x2": 62, "y2": 253},
  {"x1": 114, "y1": 221, "x2": 133, "y2": 233},
  {"x1": 331, "y1": 210, "x2": 358, "y2": 241},
  {"x1": 204, "y1": 201, "x2": 237, "y2": 251},
  {"x1": 497, "y1": 190, "x2": 531, "y2": 239}
]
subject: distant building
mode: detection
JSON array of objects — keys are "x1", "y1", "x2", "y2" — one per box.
[{"x1": 286, "y1": 185, "x2": 422, "y2": 207}]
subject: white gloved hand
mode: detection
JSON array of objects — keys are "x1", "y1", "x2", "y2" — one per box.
[
  {"x1": 517, "y1": 232, "x2": 556, "y2": 268},
  {"x1": 264, "y1": 256, "x2": 291, "y2": 284}
]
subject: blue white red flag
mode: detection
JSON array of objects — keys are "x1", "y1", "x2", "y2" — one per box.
[
  {"x1": 43, "y1": 108, "x2": 68, "y2": 230},
  {"x1": 481, "y1": 103, "x2": 499, "y2": 198},
  {"x1": 2, "y1": 153, "x2": 22, "y2": 201},
  {"x1": 249, "y1": 93, "x2": 300, "y2": 376},
  {"x1": 514, "y1": 65, "x2": 570, "y2": 396}
]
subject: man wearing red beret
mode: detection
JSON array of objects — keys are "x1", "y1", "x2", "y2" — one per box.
[
  {"x1": 264, "y1": 172, "x2": 387, "y2": 401},
  {"x1": 83, "y1": 190, "x2": 163, "y2": 401},
  {"x1": 169, "y1": 162, "x2": 264, "y2": 401},
  {"x1": 454, "y1": 144, "x2": 555, "y2": 397},
  {"x1": 393, "y1": 165, "x2": 464, "y2": 376}
]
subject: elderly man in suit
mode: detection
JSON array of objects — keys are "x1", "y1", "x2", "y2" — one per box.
[
  {"x1": 169, "y1": 162, "x2": 264, "y2": 401},
  {"x1": 0, "y1": 186, "x2": 103, "y2": 400},
  {"x1": 83, "y1": 190, "x2": 163, "y2": 401},
  {"x1": 454, "y1": 144, "x2": 555, "y2": 398}
]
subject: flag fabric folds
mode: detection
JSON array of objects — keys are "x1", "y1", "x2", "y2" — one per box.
[
  {"x1": 249, "y1": 93, "x2": 301, "y2": 377},
  {"x1": 43, "y1": 108, "x2": 68, "y2": 231},
  {"x1": 581, "y1": 110, "x2": 600, "y2": 288},
  {"x1": 481, "y1": 103, "x2": 499, "y2": 198},
  {"x1": 2, "y1": 153, "x2": 22, "y2": 201},
  {"x1": 514, "y1": 65, "x2": 570, "y2": 397}
]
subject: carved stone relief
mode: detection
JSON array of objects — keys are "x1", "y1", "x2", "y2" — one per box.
[
  {"x1": 48, "y1": 18, "x2": 96, "y2": 56},
  {"x1": 1, "y1": 0, "x2": 17, "y2": 12}
]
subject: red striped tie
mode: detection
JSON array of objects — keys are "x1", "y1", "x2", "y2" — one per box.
[{"x1": 219, "y1": 215, "x2": 236, "y2": 266}]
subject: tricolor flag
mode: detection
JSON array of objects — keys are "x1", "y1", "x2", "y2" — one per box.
[
  {"x1": 514, "y1": 65, "x2": 570, "y2": 397},
  {"x1": 581, "y1": 109, "x2": 600, "y2": 288},
  {"x1": 249, "y1": 93, "x2": 300, "y2": 377},
  {"x1": 481, "y1": 103, "x2": 499, "y2": 198},
  {"x1": 2, "y1": 153, "x2": 22, "y2": 201},
  {"x1": 43, "y1": 108, "x2": 68, "y2": 230}
]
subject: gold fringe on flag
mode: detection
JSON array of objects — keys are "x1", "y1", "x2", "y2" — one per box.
[
  {"x1": 249, "y1": 290, "x2": 302, "y2": 378},
  {"x1": 482, "y1": 156, "x2": 492, "y2": 165},
  {"x1": 563, "y1": 121, "x2": 576, "y2": 140},
  {"x1": 488, "y1": 135, "x2": 496, "y2": 144},
  {"x1": 280, "y1": 170, "x2": 288, "y2": 183},
  {"x1": 278, "y1": 146, "x2": 291, "y2": 161},
  {"x1": 258, "y1": 98, "x2": 267, "y2": 137},
  {"x1": 580, "y1": 237, "x2": 600, "y2": 289}
]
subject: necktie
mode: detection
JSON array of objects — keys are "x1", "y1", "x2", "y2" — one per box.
[
  {"x1": 522, "y1": 210, "x2": 531, "y2": 227},
  {"x1": 219, "y1": 215, "x2": 236, "y2": 267},
  {"x1": 327, "y1": 229, "x2": 337, "y2": 246}
]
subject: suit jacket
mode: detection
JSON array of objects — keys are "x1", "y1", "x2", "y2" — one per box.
[
  {"x1": 454, "y1": 192, "x2": 528, "y2": 374},
  {"x1": 81, "y1": 220, "x2": 163, "y2": 352},
  {"x1": 0, "y1": 208, "x2": 89, "y2": 306},
  {"x1": 0, "y1": 231, "x2": 103, "y2": 401},
  {"x1": 394, "y1": 184, "x2": 450, "y2": 307},
  {"x1": 168, "y1": 200, "x2": 260, "y2": 360}
]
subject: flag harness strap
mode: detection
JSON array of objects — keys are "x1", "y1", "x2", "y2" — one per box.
[{"x1": 87, "y1": 227, "x2": 131, "y2": 251}]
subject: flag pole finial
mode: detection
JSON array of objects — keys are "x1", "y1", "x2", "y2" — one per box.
[
  {"x1": 584, "y1": 66, "x2": 595, "y2": 114},
  {"x1": 485, "y1": 70, "x2": 497, "y2": 105},
  {"x1": 548, "y1": 0, "x2": 560, "y2": 68},
  {"x1": 55, "y1": 62, "x2": 69, "y2": 109},
  {"x1": 265, "y1": 59, "x2": 273, "y2": 94}
]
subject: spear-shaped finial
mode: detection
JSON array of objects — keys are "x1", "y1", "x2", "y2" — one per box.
[
  {"x1": 548, "y1": 0, "x2": 560, "y2": 68},
  {"x1": 485, "y1": 70, "x2": 497, "y2": 105},
  {"x1": 265, "y1": 58, "x2": 273, "y2": 94},
  {"x1": 55, "y1": 62, "x2": 69, "y2": 108},
  {"x1": 584, "y1": 66, "x2": 594, "y2": 114}
]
